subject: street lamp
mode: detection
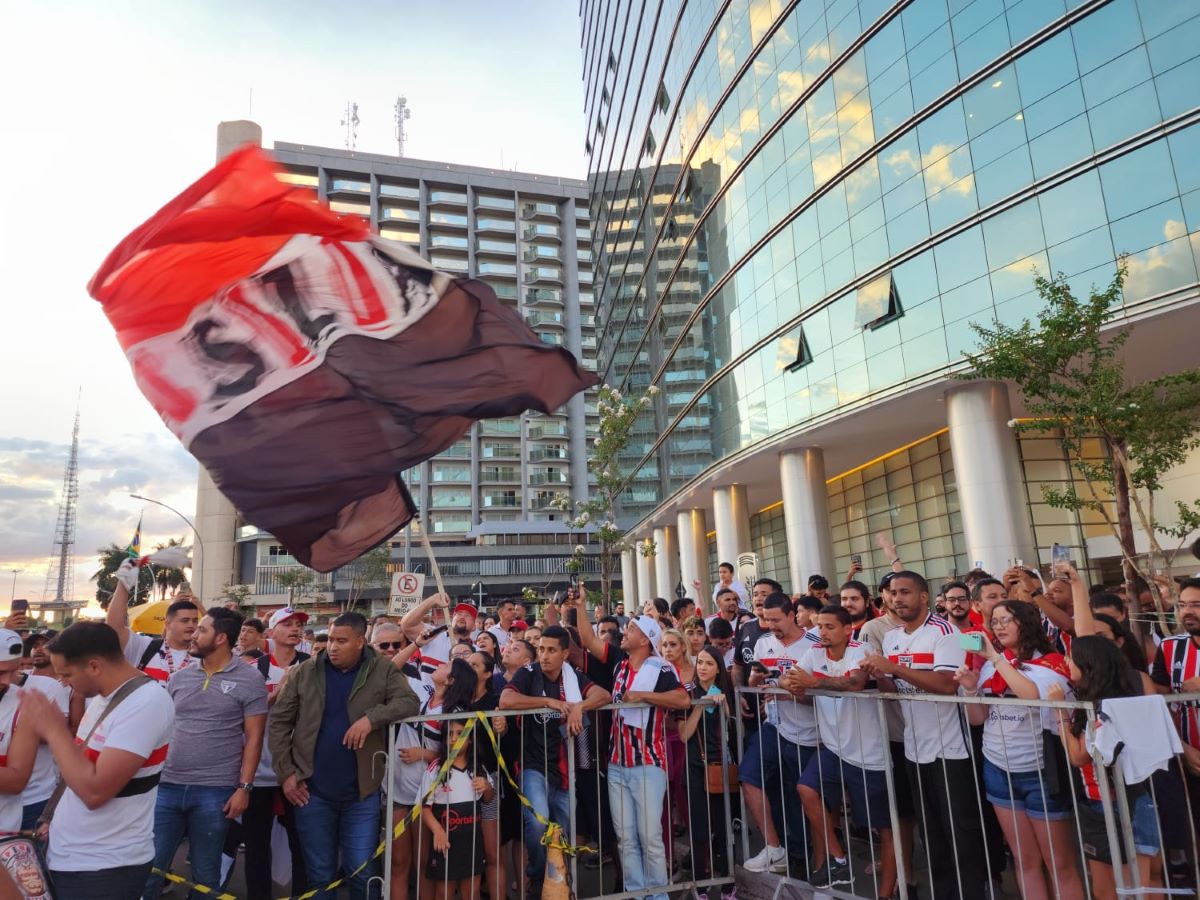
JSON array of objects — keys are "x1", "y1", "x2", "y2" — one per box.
[
  {"x1": 8, "y1": 569, "x2": 20, "y2": 602},
  {"x1": 128, "y1": 494, "x2": 205, "y2": 556}
]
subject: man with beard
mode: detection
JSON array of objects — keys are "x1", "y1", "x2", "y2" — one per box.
[
  {"x1": 399, "y1": 593, "x2": 473, "y2": 704},
  {"x1": 838, "y1": 580, "x2": 875, "y2": 639},
  {"x1": 705, "y1": 587, "x2": 742, "y2": 631},
  {"x1": 1152, "y1": 577, "x2": 1200, "y2": 776},
  {"x1": 487, "y1": 599, "x2": 523, "y2": 650},
  {"x1": 107, "y1": 559, "x2": 200, "y2": 683},
  {"x1": 941, "y1": 581, "x2": 974, "y2": 632},
  {"x1": 143, "y1": 608, "x2": 268, "y2": 899},
  {"x1": 19, "y1": 632, "x2": 69, "y2": 830},
  {"x1": 734, "y1": 579, "x2": 779, "y2": 722}
]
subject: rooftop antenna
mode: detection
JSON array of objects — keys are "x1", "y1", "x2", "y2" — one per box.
[
  {"x1": 341, "y1": 101, "x2": 360, "y2": 150},
  {"x1": 394, "y1": 95, "x2": 411, "y2": 157}
]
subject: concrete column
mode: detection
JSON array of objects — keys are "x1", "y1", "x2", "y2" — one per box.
[
  {"x1": 945, "y1": 381, "x2": 1037, "y2": 576},
  {"x1": 653, "y1": 525, "x2": 680, "y2": 601},
  {"x1": 677, "y1": 508, "x2": 710, "y2": 612},
  {"x1": 635, "y1": 541, "x2": 656, "y2": 606},
  {"x1": 194, "y1": 120, "x2": 264, "y2": 603},
  {"x1": 780, "y1": 448, "x2": 835, "y2": 593},
  {"x1": 712, "y1": 484, "x2": 751, "y2": 571},
  {"x1": 620, "y1": 548, "x2": 638, "y2": 609}
]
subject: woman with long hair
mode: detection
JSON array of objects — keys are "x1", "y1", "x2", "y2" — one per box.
[
  {"x1": 955, "y1": 599, "x2": 1083, "y2": 900},
  {"x1": 464, "y1": 651, "x2": 507, "y2": 900},
  {"x1": 659, "y1": 628, "x2": 695, "y2": 864},
  {"x1": 678, "y1": 645, "x2": 737, "y2": 900},
  {"x1": 474, "y1": 629, "x2": 500, "y2": 663},
  {"x1": 1049, "y1": 635, "x2": 1163, "y2": 899}
]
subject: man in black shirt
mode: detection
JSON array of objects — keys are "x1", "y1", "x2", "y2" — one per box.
[
  {"x1": 500, "y1": 626, "x2": 610, "y2": 893},
  {"x1": 734, "y1": 578, "x2": 780, "y2": 722}
]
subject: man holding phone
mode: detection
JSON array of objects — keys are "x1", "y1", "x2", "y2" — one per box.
[{"x1": 398, "y1": 593, "x2": 466, "y2": 704}]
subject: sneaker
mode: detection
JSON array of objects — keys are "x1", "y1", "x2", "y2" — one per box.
[
  {"x1": 721, "y1": 890, "x2": 739, "y2": 900},
  {"x1": 810, "y1": 857, "x2": 852, "y2": 888},
  {"x1": 743, "y1": 844, "x2": 787, "y2": 872}
]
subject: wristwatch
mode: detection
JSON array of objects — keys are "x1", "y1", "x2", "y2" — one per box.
[{"x1": 236, "y1": 782, "x2": 254, "y2": 791}]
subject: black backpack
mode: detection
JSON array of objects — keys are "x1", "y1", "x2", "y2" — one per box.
[
  {"x1": 256, "y1": 651, "x2": 310, "y2": 680},
  {"x1": 137, "y1": 638, "x2": 164, "y2": 671}
]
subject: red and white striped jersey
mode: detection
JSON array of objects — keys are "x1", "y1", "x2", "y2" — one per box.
[
  {"x1": 48, "y1": 678, "x2": 175, "y2": 872},
  {"x1": 1152, "y1": 635, "x2": 1200, "y2": 748}
]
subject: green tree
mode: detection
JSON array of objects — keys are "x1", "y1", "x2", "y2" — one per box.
[
  {"x1": 274, "y1": 568, "x2": 324, "y2": 607},
  {"x1": 220, "y1": 581, "x2": 253, "y2": 611},
  {"x1": 962, "y1": 265, "x2": 1200, "y2": 627},
  {"x1": 344, "y1": 544, "x2": 392, "y2": 612},
  {"x1": 553, "y1": 383, "x2": 660, "y2": 610},
  {"x1": 91, "y1": 543, "x2": 155, "y2": 608},
  {"x1": 151, "y1": 537, "x2": 190, "y2": 600}
]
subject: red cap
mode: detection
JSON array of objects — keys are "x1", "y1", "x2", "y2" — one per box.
[
  {"x1": 453, "y1": 602, "x2": 478, "y2": 619},
  {"x1": 509, "y1": 620, "x2": 528, "y2": 631}
]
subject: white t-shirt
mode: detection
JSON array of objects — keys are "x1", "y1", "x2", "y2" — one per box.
[
  {"x1": 978, "y1": 654, "x2": 1070, "y2": 772},
  {"x1": 0, "y1": 687, "x2": 24, "y2": 833},
  {"x1": 711, "y1": 579, "x2": 749, "y2": 609},
  {"x1": 125, "y1": 632, "x2": 194, "y2": 683},
  {"x1": 883, "y1": 614, "x2": 969, "y2": 764},
  {"x1": 798, "y1": 642, "x2": 887, "y2": 771},
  {"x1": 487, "y1": 625, "x2": 511, "y2": 649},
  {"x1": 753, "y1": 630, "x2": 821, "y2": 746},
  {"x1": 22, "y1": 674, "x2": 70, "y2": 805},
  {"x1": 48, "y1": 678, "x2": 176, "y2": 871}
]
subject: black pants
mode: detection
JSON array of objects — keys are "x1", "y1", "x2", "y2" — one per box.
[
  {"x1": 686, "y1": 764, "x2": 733, "y2": 888},
  {"x1": 907, "y1": 757, "x2": 987, "y2": 900},
  {"x1": 228, "y1": 786, "x2": 307, "y2": 900},
  {"x1": 969, "y1": 723, "x2": 1008, "y2": 878},
  {"x1": 51, "y1": 862, "x2": 152, "y2": 900}
]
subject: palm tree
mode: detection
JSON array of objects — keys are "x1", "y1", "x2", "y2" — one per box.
[
  {"x1": 91, "y1": 543, "x2": 155, "y2": 608},
  {"x1": 152, "y1": 537, "x2": 190, "y2": 600}
]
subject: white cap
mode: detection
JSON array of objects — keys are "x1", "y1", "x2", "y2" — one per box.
[
  {"x1": 630, "y1": 615, "x2": 662, "y2": 654},
  {"x1": 0, "y1": 629, "x2": 23, "y2": 662},
  {"x1": 268, "y1": 607, "x2": 309, "y2": 629}
]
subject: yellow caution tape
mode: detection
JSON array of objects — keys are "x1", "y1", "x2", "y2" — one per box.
[{"x1": 149, "y1": 710, "x2": 591, "y2": 899}]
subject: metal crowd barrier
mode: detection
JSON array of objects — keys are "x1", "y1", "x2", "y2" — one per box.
[
  {"x1": 375, "y1": 697, "x2": 738, "y2": 900},
  {"x1": 733, "y1": 685, "x2": 1200, "y2": 900}
]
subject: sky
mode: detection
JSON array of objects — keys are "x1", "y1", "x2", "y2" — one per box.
[{"x1": 0, "y1": 0, "x2": 587, "y2": 609}]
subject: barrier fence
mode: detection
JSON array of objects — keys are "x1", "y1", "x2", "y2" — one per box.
[{"x1": 155, "y1": 688, "x2": 1200, "y2": 899}]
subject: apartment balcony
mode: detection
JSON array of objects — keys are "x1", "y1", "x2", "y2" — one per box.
[
  {"x1": 529, "y1": 446, "x2": 568, "y2": 461},
  {"x1": 327, "y1": 177, "x2": 370, "y2": 196},
  {"x1": 523, "y1": 266, "x2": 563, "y2": 285},
  {"x1": 526, "y1": 288, "x2": 564, "y2": 306},
  {"x1": 523, "y1": 223, "x2": 562, "y2": 242},
  {"x1": 476, "y1": 218, "x2": 517, "y2": 235},
  {"x1": 480, "y1": 419, "x2": 522, "y2": 436},
  {"x1": 482, "y1": 494, "x2": 520, "y2": 508},
  {"x1": 529, "y1": 422, "x2": 569, "y2": 439},
  {"x1": 428, "y1": 189, "x2": 467, "y2": 208},
  {"x1": 430, "y1": 468, "x2": 471, "y2": 483},
  {"x1": 481, "y1": 444, "x2": 521, "y2": 460},
  {"x1": 430, "y1": 495, "x2": 471, "y2": 509},
  {"x1": 429, "y1": 234, "x2": 469, "y2": 252},
  {"x1": 581, "y1": 334, "x2": 597, "y2": 349},
  {"x1": 438, "y1": 443, "x2": 472, "y2": 459},
  {"x1": 521, "y1": 201, "x2": 560, "y2": 221},
  {"x1": 254, "y1": 564, "x2": 333, "y2": 597},
  {"x1": 529, "y1": 471, "x2": 570, "y2": 485},
  {"x1": 538, "y1": 332, "x2": 564, "y2": 347},
  {"x1": 480, "y1": 467, "x2": 520, "y2": 483},
  {"x1": 522, "y1": 247, "x2": 560, "y2": 264},
  {"x1": 527, "y1": 311, "x2": 565, "y2": 329},
  {"x1": 529, "y1": 492, "x2": 566, "y2": 510},
  {"x1": 475, "y1": 195, "x2": 516, "y2": 213},
  {"x1": 476, "y1": 239, "x2": 516, "y2": 257}
]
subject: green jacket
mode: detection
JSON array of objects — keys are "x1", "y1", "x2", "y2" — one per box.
[{"x1": 269, "y1": 646, "x2": 419, "y2": 799}]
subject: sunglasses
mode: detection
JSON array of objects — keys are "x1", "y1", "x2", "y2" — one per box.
[{"x1": 376, "y1": 641, "x2": 403, "y2": 650}]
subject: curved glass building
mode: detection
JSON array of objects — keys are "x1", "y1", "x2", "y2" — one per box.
[{"x1": 580, "y1": 0, "x2": 1200, "y2": 602}]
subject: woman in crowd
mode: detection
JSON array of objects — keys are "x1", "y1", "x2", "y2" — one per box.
[
  {"x1": 660, "y1": 628, "x2": 695, "y2": 859},
  {"x1": 463, "y1": 651, "x2": 506, "y2": 900},
  {"x1": 474, "y1": 630, "x2": 500, "y2": 664},
  {"x1": 1050, "y1": 636, "x2": 1163, "y2": 898},
  {"x1": 955, "y1": 599, "x2": 1084, "y2": 900},
  {"x1": 678, "y1": 645, "x2": 737, "y2": 900}
]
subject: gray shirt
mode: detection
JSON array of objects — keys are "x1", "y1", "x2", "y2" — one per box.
[
  {"x1": 163, "y1": 656, "x2": 269, "y2": 786},
  {"x1": 858, "y1": 612, "x2": 903, "y2": 654}
]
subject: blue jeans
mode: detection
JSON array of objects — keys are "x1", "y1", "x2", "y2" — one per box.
[
  {"x1": 143, "y1": 783, "x2": 234, "y2": 899},
  {"x1": 292, "y1": 791, "x2": 381, "y2": 900},
  {"x1": 519, "y1": 769, "x2": 571, "y2": 884},
  {"x1": 608, "y1": 764, "x2": 669, "y2": 900},
  {"x1": 52, "y1": 862, "x2": 152, "y2": 900}
]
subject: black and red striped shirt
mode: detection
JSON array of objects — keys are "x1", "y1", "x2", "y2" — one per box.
[
  {"x1": 1152, "y1": 634, "x2": 1200, "y2": 748},
  {"x1": 504, "y1": 663, "x2": 595, "y2": 789},
  {"x1": 608, "y1": 660, "x2": 683, "y2": 769}
]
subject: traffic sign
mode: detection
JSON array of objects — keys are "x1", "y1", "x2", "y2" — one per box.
[{"x1": 390, "y1": 571, "x2": 426, "y2": 615}]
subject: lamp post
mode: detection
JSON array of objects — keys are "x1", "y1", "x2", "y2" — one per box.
[
  {"x1": 128, "y1": 494, "x2": 205, "y2": 557},
  {"x1": 8, "y1": 569, "x2": 20, "y2": 602}
]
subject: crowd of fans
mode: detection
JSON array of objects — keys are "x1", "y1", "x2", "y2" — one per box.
[{"x1": 2, "y1": 537, "x2": 1199, "y2": 900}]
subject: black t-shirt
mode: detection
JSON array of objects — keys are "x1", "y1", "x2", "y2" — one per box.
[
  {"x1": 581, "y1": 641, "x2": 626, "y2": 694},
  {"x1": 504, "y1": 663, "x2": 595, "y2": 789},
  {"x1": 685, "y1": 681, "x2": 730, "y2": 769},
  {"x1": 735, "y1": 620, "x2": 767, "y2": 669}
]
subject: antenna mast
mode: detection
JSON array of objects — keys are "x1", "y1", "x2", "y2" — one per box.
[
  {"x1": 41, "y1": 400, "x2": 83, "y2": 618},
  {"x1": 341, "y1": 101, "x2": 360, "y2": 150},
  {"x1": 394, "y1": 95, "x2": 411, "y2": 157}
]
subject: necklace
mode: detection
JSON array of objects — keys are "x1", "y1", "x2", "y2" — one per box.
[{"x1": 160, "y1": 644, "x2": 193, "y2": 676}]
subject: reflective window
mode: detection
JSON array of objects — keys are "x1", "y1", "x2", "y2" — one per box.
[{"x1": 1099, "y1": 140, "x2": 1177, "y2": 220}]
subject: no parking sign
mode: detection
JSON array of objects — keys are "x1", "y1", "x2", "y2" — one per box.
[{"x1": 390, "y1": 571, "x2": 426, "y2": 614}]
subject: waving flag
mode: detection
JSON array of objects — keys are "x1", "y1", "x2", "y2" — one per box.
[
  {"x1": 125, "y1": 514, "x2": 142, "y2": 559},
  {"x1": 89, "y1": 146, "x2": 597, "y2": 571}
]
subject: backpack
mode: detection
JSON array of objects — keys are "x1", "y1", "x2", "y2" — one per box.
[
  {"x1": 137, "y1": 638, "x2": 164, "y2": 671},
  {"x1": 256, "y1": 650, "x2": 311, "y2": 680}
]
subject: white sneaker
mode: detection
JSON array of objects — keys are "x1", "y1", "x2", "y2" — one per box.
[{"x1": 743, "y1": 844, "x2": 786, "y2": 872}]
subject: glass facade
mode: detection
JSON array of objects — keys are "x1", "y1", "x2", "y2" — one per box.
[{"x1": 582, "y1": 0, "x2": 1200, "y2": 526}]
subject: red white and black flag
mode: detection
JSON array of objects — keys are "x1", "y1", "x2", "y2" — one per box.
[{"x1": 89, "y1": 146, "x2": 597, "y2": 571}]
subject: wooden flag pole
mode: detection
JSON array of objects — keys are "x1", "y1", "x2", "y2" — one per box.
[{"x1": 418, "y1": 527, "x2": 447, "y2": 598}]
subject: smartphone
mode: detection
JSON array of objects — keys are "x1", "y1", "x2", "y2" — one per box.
[
  {"x1": 851, "y1": 553, "x2": 862, "y2": 566},
  {"x1": 1015, "y1": 558, "x2": 1024, "y2": 568},
  {"x1": 973, "y1": 560, "x2": 984, "y2": 571},
  {"x1": 749, "y1": 660, "x2": 770, "y2": 675},
  {"x1": 1052, "y1": 543, "x2": 1070, "y2": 575},
  {"x1": 569, "y1": 572, "x2": 579, "y2": 587},
  {"x1": 10, "y1": 599, "x2": 27, "y2": 614},
  {"x1": 422, "y1": 624, "x2": 448, "y2": 640},
  {"x1": 958, "y1": 632, "x2": 985, "y2": 653}
]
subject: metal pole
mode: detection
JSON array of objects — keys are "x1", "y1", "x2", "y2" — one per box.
[
  {"x1": 128, "y1": 494, "x2": 206, "y2": 556},
  {"x1": 878, "y1": 693, "x2": 909, "y2": 900},
  {"x1": 8, "y1": 569, "x2": 19, "y2": 602}
]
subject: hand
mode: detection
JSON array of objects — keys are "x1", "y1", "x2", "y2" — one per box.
[
  {"x1": 33, "y1": 822, "x2": 48, "y2": 843},
  {"x1": 1046, "y1": 682, "x2": 1067, "y2": 702},
  {"x1": 1180, "y1": 676, "x2": 1200, "y2": 694},
  {"x1": 1061, "y1": 562, "x2": 1082, "y2": 584},
  {"x1": 692, "y1": 579, "x2": 701, "y2": 592},
  {"x1": 431, "y1": 824, "x2": 450, "y2": 852},
  {"x1": 115, "y1": 558, "x2": 141, "y2": 592},
  {"x1": 4, "y1": 612, "x2": 27, "y2": 632},
  {"x1": 875, "y1": 532, "x2": 897, "y2": 557},
  {"x1": 780, "y1": 667, "x2": 814, "y2": 694},
  {"x1": 18, "y1": 690, "x2": 61, "y2": 738},
  {"x1": 343, "y1": 715, "x2": 373, "y2": 750},
  {"x1": 399, "y1": 747, "x2": 428, "y2": 764},
  {"x1": 224, "y1": 786, "x2": 250, "y2": 819},
  {"x1": 623, "y1": 690, "x2": 644, "y2": 704},
  {"x1": 954, "y1": 665, "x2": 980, "y2": 694},
  {"x1": 491, "y1": 715, "x2": 507, "y2": 737},
  {"x1": 471, "y1": 775, "x2": 490, "y2": 795},
  {"x1": 979, "y1": 637, "x2": 1000, "y2": 663},
  {"x1": 282, "y1": 774, "x2": 310, "y2": 807},
  {"x1": 432, "y1": 592, "x2": 451, "y2": 609},
  {"x1": 846, "y1": 559, "x2": 863, "y2": 578},
  {"x1": 747, "y1": 670, "x2": 766, "y2": 688},
  {"x1": 738, "y1": 695, "x2": 751, "y2": 717},
  {"x1": 860, "y1": 655, "x2": 898, "y2": 679},
  {"x1": 565, "y1": 703, "x2": 584, "y2": 736}
]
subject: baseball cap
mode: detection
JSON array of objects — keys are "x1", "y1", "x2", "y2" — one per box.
[
  {"x1": 878, "y1": 572, "x2": 898, "y2": 592},
  {"x1": 268, "y1": 607, "x2": 309, "y2": 629},
  {"x1": 454, "y1": 601, "x2": 479, "y2": 619},
  {"x1": 0, "y1": 629, "x2": 23, "y2": 663},
  {"x1": 630, "y1": 615, "x2": 662, "y2": 654},
  {"x1": 509, "y1": 620, "x2": 528, "y2": 632}
]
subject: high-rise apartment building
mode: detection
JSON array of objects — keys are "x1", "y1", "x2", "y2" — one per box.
[
  {"x1": 195, "y1": 128, "x2": 604, "y2": 612},
  {"x1": 582, "y1": 0, "x2": 1200, "y2": 605}
]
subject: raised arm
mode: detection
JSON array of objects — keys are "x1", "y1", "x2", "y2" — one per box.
[
  {"x1": 1065, "y1": 563, "x2": 1096, "y2": 637},
  {"x1": 399, "y1": 593, "x2": 450, "y2": 641},
  {"x1": 105, "y1": 560, "x2": 141, "y2": 651}
]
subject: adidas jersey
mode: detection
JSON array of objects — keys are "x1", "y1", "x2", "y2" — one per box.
[
  {"x1": 753, "y1": 629, "x2": 821, "y2": 746},
  {"x1": 882, "y1": 614, "x2": 968, "y2": 763},
  {"x1": 798, "y1": 642, "x2": 887, "y2": 770}
]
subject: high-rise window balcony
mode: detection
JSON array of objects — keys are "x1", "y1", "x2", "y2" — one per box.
[
  {"x1": 431, "y1": 515, "x2": 470, "y2": 534},
  {"x1": 278, "y1": 170, "x2": 319, "y2": 188},
  {"x1": 480, "y1": 467, "x2": 520, "y2": 483},
  {"x1": 579, "y1": 314, "x2": 595, "y2": 328},
  {"x1": 523, "y1": 223, "x2": 562, "y2": 242},
  {"x1": 380, "y1": 206, "x2": 418, "y2": 222},
  {"x1": 429, "y1": 255, "x2": 468, "y2": 273},
  {"x1": 429, "y1": 212, "x2": 468, "y2": 228},
  {"x1": 476, "y1": 239, "x2": 516, "y2": 256},
  {"x1": 538, "y1": 332, "x2": 564, "y2": 347},
  {"x1": 379, "y1": 183, "x2": 419, "y2": 201},
  {"x1": 521, "y1": 201, "x2": 560, "y2": 220},
  {"x1": 523, "y1": 266, "x2": 563, "y2": 285},
  {"x1": 529, "y1": 422, "x2": 569, "y2": 439},
  {"x1": 578, "y1": 292, "x2": 594, "y2": 306},
  {"x1": 477, "y1": 218, "x2": 517, "y2": 234},
  {"x1": 578, "y1": 271, "x2": 593, "y2": 284},
  {"x1": 428, "y1": 189, "x2": 467, "y2": 207},
  {"x1": 475, "y1": 194, "x2": 516, "y2": 212},
  {"x1": 527, "y1": 311, "x2": 564, "y2": 329},
  {"x1": 482, "y1": 493, "x2": 520, "y2": 508},
  {"x1": 431, "y1": 466, "x2": 471, "y2": 483},
  {"x1": 484, "y1": 281, "x2": 518, "y2": 300},
  {"x1": 530, "y1": 446, "x2": 568, "y2": 461},
  {"x1": 430, "y1": 491, "x2": 471, "y2": 509},
  {"x1": 522, "y1": 246, "x2": 560, "y2": 263},
  {"x1": 526, "y1": 288, "x2": 563, "y2": 305},
  {"x1": 438, "y1": 442, "x2": 471, "y2": 459},
  {"x1": 581, "y1": 334, "x2": 597, "y2": 349},
  {"x1": 529, "y1": 471, "x2": 569, "y2": 485},
  {"x1": 430, "y1": 234, "x2": 469, "y2": 251},
  {"x1": 575, "y1": 226, "x2": 590, "y2": 242},
  {"x1": 480, "y1": 419, "x2": 521, "y2": 435},
  {"x1": 529, "y1": 492, "x2": 566, "y2": 510},
  {"x1": 482, "y1": 443, "x2": 521, "y2": 459},
  {"x1": 328, "y1": 177, "x2": 370, "y2": 195},
  {"x1": 478, "y1": 262, "x2": 518, "y2": 278}
]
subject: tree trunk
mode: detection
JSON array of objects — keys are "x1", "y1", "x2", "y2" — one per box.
[{"x1": 1111, "y1": 440, "x2": 1145, "y2": 639}]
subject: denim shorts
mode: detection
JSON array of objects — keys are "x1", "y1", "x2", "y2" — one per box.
[
  {"x1": 983, "y1": 758, "x2": 1069, "y2": 820},
  {"x1": 798, "y1": 745, "x2": 890, "y2": 830},
  {"x1": 1081, "y1": 793, "x2": 1160, "y2": 859}
]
